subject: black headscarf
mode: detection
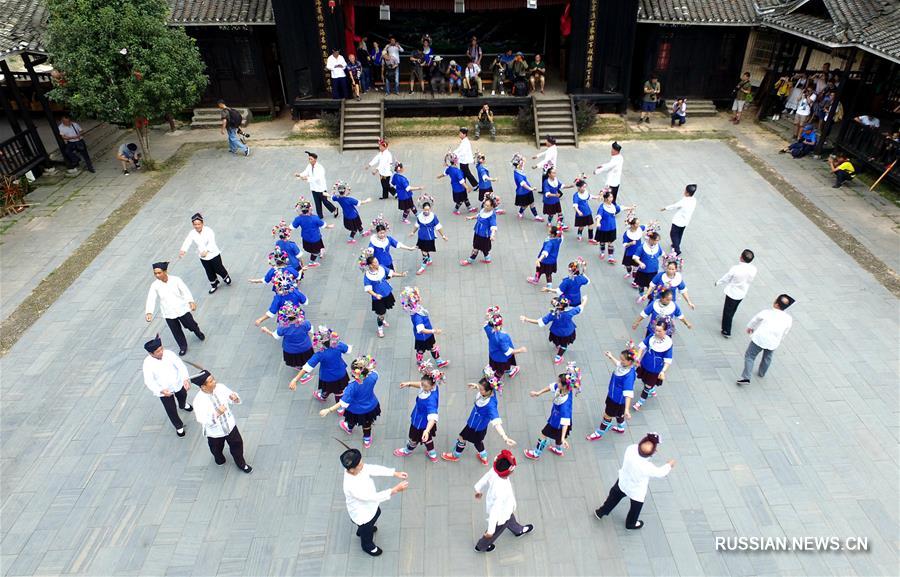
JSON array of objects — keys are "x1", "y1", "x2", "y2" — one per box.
[
  {"x1": 143, "y1": 334, "x2": 162, "y2": 353},
  {"x1": 190, "y1": 370, "x2": 211, "y2": 387},
  {"x1": 152, "y1": 261, "x2": 169, "y2": 271}
]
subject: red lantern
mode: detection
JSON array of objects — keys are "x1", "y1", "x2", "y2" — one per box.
[{"x1": 328, "y1": 0, "x2": 336, "y2": 13}]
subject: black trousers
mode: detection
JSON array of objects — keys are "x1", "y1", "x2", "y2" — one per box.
[
  {"x1": 460, "y1": 163, "x2": 478, "y2": 187},
  {"x1": 834, "y1": 169, "x2": 853, "y2": 187},
  {"x1": 355, "y1": 507, "x2": 381, "y2": 552},
  {"x1": 64, "y1": 140, "x2": 94, "y2": 170},
  {"x1": 207, "y1": 426, "x2": 247, "y2": 468},
  {"x1": 721, "y1": 296, "x2": 742, "y2": 335},
  {"x1": 669, "y1": 224, "x2": 686, "y2": 255},
  {"x1": 474, "y1": 513, "x2": 528, "y2": 551},
  {"x1": 165, "y1": 312, "x2": 202, "y2": 352},
  {"x1": 159, "y1": 388, "x2": 189, "y2": 429},
  {"x1": 596, "y1": 480, "x2": 643, "y2": 528},
  {"x1": 379, "y1": 176, "x2": 395, "y2": 199},
  {"x1": 200, "y1": 255, "x2": 230, "y2": 285},
  {"x1": 312, "y1": 190, "x2": 337, "y2": 218}
]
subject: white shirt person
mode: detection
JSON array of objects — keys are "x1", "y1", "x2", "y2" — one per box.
[
  {"x1": 191, "y1": 370, "x2": 252, "y2": 473},
  {"x1": 716, "y1": 249, "x2": 757, "y2": 337},
  {"x1": 473, "y1": 450, "x2": 533, "y2": 552},
  {"x1": 340, "y1": 448, "x2": 408, "y2": 557},
  {"x1": 145, "y1": 261, "x2": 204, "y2": 355},
  {"x1": 660, "y1": 184, "x2": 697, "y2": 255},
  {"x1": 738, "y1": 294, "x2": 794, "y2": 384},
  {"x1": 141, "y1": 334, "x2": 193, "y2": 436},
  {"x1": 179, "y1": 213, "x2": 231, "y2": 293}
]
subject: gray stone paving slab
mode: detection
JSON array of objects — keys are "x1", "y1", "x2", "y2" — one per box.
[{"x1": 1, "y1": 139, "x2": 898, "y2": 576}]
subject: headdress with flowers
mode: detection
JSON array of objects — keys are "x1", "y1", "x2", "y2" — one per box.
[
  {"x1": 333, "y1": 180, "x2": 351, "y2": 196},
  {"x1": 511, "y1": 153, "x2": 524, "y2": 168},
  {"x1": 357, "y1": 246, "x2": 375, "y2": 269},
  {"x1": 312, "y1": 325, "x2": 340, "y2": 352},
  {"x1": 295, "y1": 196, "x2": 312, "y2": 214},
  {"x1": 400, "y1": 286, "x2": 424, "y2": 314},
  {"x1": 418, "y1": 359, "x2": 445, "y2": 386},
  {"x1": 392, "y1": 161, "x2": 403, "y2": 173},
  {"x1": 475, "y1": 151, "x2": 486, "y2": 164},
  {"x1": 541, "y1": 159, "x2": 555, "y2": 172},
  {"x1": 268, "y1": 246, "x2": 289, "y2": 267},
  {"x1": 272, "y1": 269, "x2": 297, "y2": 295},
  {"x1": 483, "y1": 190, "x2": 501, "y2": 208},
  {"x1": 417, "y1": 193, "x2": 434, "y2": 207},
  {"x1": 371, "y1": 213, "x2": 390, "y2": 232},
  {"x1": 276, "y1": 302, "x2": 305, "y2": 327},
  {"x1": 644, "y1": 220, "x2": 661, "y2": 237},
  {"x1": 624, "y1": 339, "x2": 638, "y2": 362},
  {"x1": 482, "y1": 364, "x2": 503, "y2": 396},
  {"x1": 563, "y1": 361, "x2": 582, "y2": 390},
  {"x1": 624, "y1": 207, "x2": 638, "y2": 224},
  {"x1": 272, "y1": 219, "x2": 291, "y2": 240},
  {"x1": 350, "y1": 355, "x2": 377, "y2": 379},
  {"x1": 444, "y1": 151, "x2": 459, "y2": 166},
  {"x1": 485, "y1": 305, "x2": 503, "y2": 328},
  {"x1": 662, "y1": 250, "x2": 683, "y2": 270},
  {"x1": 550, "y1": 295, "x2": 570, "y2": 312},
  {"x1": 568, "y1": 257, "x2": 587, "y2": 275}
]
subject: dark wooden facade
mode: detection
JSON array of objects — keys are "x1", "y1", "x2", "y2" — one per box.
[
  {"x1": 567, "y1": 0, "x2": 639, "y2": 99},
  {"x1": 186, "y1": 25, "x2": 283, "y2": 114},
  {"x1": 632, "y1": 24, "x2": 750, "y2": 102}
]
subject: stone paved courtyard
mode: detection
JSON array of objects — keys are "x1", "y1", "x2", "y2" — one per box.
[{"x1": 1, "y1": 139, "x2": 897, "y2": 576}]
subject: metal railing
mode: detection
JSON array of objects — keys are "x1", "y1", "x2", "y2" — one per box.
[{"x1": 0, "y1": 130, "x2": 44, "y2": 177}]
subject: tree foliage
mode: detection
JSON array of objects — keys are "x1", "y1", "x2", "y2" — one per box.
[{"x1": 46, "y1": 0, "x2": 207, "y2": 159}]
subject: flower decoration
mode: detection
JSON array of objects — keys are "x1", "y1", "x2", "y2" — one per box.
[
  {"x1": 272, "y1": 219, "x2": 291, "y2": 240},
  {"x1": 357, "y1": 246, "x2": 375, "y2": 269},
  {"x1": 295, "y1": 196, "x2": 312, "y2": 214},
  {"x1": 276, "y1": 302, "x2": 305, "y2": 327},
  {"x1": 268, "y1": 246, "x2": 289, "y2": 268},
  {"x1": 272, "y1": 269, "x2": 298, "y2": 295},
  {"x1": 418, "y1": 359, "x2": 445, "y2": 385},
  {"x1": 333, "y1": 180, "x2": 351, "y2": 196},
  {"x1": 312, "y1": 325, "x2": 340, "y2": 351}
]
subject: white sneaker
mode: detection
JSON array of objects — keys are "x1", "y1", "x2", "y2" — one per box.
[
  {"x1": 491, "y1": 90, "x2": 496, "y2": 96},
  {"x1": 500, "y1": 91, "x2": 505, "y2": 95}
]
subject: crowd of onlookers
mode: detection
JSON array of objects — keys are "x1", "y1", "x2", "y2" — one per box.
[{"x1": 324, "y1": 35, "x2": 549, "y2": 100}]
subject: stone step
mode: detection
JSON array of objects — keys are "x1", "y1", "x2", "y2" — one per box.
[
  {"x1": 539, "y1": 113, "x2": 573, "y2": 122},
  {"x1": 344, "y1": 127, "x2": 382, "y2": 135},
  {"x1": 345, "y1": 118, "x2": 381, "y2": 126},
  {"x1": 344, "y1": 135, "x2": 382, "y2": 143},
  {"x1": 344, "y1": 143, "x2": 381, "y2": 150},
  {"x1": 536, "y1": 104, "x2": 571, "y2": 112}
]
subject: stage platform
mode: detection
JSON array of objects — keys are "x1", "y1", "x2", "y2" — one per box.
[{"x1": 291, "y1": 87, "x2": 625, "y2": 117}]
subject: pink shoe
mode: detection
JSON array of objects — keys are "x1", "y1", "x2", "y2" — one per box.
[
  {"x1": 336, "y1": 407, "x2": 345, "y2": 417},
  {"x1": 496, "y1": 209, "x2": 506, "y2": 215},
  {"x1": 611, "y1": 424, "x2": 626, "y2": 434},
  {"x1": 402, "y1": 218, "x2": 410, "y2": 224},
  {"x1": 362, "y1": 229, "x2": 373, "y2": 237},
  {"x1": 560, "y1": 225, "x2": 570, "y2": 231},
  {"x1": 481, "y1": 258, "x2": 492, "y2": 264},
  {"x1": 588, "y1": 239, "x2": 600, "y2": 245},
  {"x1": 441, "y1": 452, "x2": 460, "y2": 462},
  {"x1": 586, "y1": 431, "x2": 604, "y2": 441},
  {"x1": 607, "y1": 257, "x2": 616, "y2": 264},
  {"x1": 453, "y1": 210, "x2": 461, "y2": 215},
  {"x1": 632, "y1": 400, "x2": 643, "y2": 412},
  {"x1": 468, "y1": 207, "x2": 478, "y2": 213},
  {"x1": 624, "y1": 272, "x2": 633, "y2": 279},
  {"x1": 630, "y1": 282, "x2": 639, "y2": 289},
  {"x1": 346, "y1": 238, "x2": 357, "y2": 244},
  {"x1": 553, "y1": 355, "x2": 564, "y2": 365},
  {"x1": 526, "y1": 276, "x2": 540, "y2": 285},
  {"x1": 382, "y1": 320, "x2": 390, "y2": 328},
  {"x1": 577, "y1": 236, "x2": 582, "y2": 242},
  {"x1": 460, "y1": 259, "x2": 472, "y2": 266},
  {"x1": 313, "y1": 389, "x2": 327, "y2": 402},
  {"x1": 307, "y1": 262, "x2": 321, "y2": 268},
  {"x1": 363, "y1": 437, "x2": 372, "y2": 449},
  {"x1": 427, "y1": 451, "x2": 438, "y2": 462},
  {"x1": 393, "y1": 447, "x2": 411, "y2": 457},
  {"x1": 377, "y1": 327, "x2": 384, "y2": 338},
  {"x1": 533, "y1": 216, "x2": 544, "y2": 222},
  {"x1": 548, "y1": 446, "x2": 564, "y2": 456},
  {"x1": 339, "y1": 420, "x2": 352, "y2": 435},
  {"x1": 416, "y1": 266, "x2": 426, "y2": 275},
  {"x1": 425, "y1": 258, "x2": 433, "y2": 266},
  {"x1": 517, "y1": 213, "x2": 524, "y2": 219},
  {"x1": 436, "y1": 359, "x2": 450, "y2": 368},
  {"x1": 477, "y1": 453, "x2": 489, "y2": 465},
  {"x1": 524, "y1": 449, "x2": 540, "y2": 460},
  {"x1": 300, "y1": 374, "x2": 314, "y2": 385},
  {"x1": 508, "y1": 366, "x2": 520, "y2": 379}
]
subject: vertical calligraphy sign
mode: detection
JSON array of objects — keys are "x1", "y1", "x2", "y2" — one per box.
[
  {"x1": 584, "y1": 0, "x2": 598, "y2": 89},
  {"x1": 316, "y1": 0, "x2": 331, "y2": 93}
]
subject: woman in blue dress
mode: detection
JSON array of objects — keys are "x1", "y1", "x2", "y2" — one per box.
[
  {"x1": 272, "y1": 220, "x2": 302, "y2": 270},
  {"x1": 362, "y1": 255, "x2": 408, "y2": 338},
  {"x1": 320, "y1": 355, "x2": 381, "y2": 448},
  {"x1": 460, "y1": 197, "x2": 497, "y2": 266},
  {"x1": 391, "y1": 162, "x2": 424, "y2": 223},
  {"x1": 290, "y1": 325, "x2": 351, "y2": 406},
  {"x1": 512, "y1": 154, "x2": 541, "y2": 220},
  {"x1": 331, "y1": 181, "x2": 371, "y2": 244},
  {"x1": 632, "y1": 320, "x2": 674, "y2": 411},
  {"x1": 520, "y1": 295, "x2": 587, "y2": 365},
  {"x1": 394, "y1": 362, "x2": 444, "y2": 462},
  {"x1": 259, "y1": 302, "x2": 314, "y2": 374},
  {"x1": 630, "y1": 223, "x2": 664, "y2": 294},
  {"x1": 367, "y1": 215, "x2": 415, "y2": 272},
  {"x1": 292, "y1": 197, "x2": 334, "y2": 266},
  {"x1": 437, "y1": 153, "x2": 473, "y2": 214},
  {"x1": 408, "y1": 194, "x2": 449, "y2": 275},
  {"x1": 441, "y1": 370, "x2": 516, "y2": 465},
  {"x1": 540, "y1": 166, "x2": 573, "y2": 230},
  {"x1": 524, "y1": 364, "x2": 578, "y2": 459}
]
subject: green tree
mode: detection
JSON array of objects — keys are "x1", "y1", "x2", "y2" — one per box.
[{"x1": 46, "y1": 0, "x2": 207, "y2": 162}]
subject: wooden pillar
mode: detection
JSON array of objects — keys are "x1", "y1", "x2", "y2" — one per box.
[
  {"x1": 0, "y1": 77, "x2": 24, "y2": 135},
  {"x1": 0, "y1": 59, "x2": 45, "y2": 146},
  {"x1": 799, "y1": 45, "x2": 812, "y2": 71},
  {"x1": 815, "y1": 46, "x2": 856, "y2": 155},
  {"x1": 837, "y1": 52, "x2": 872, "y2": 143},
  {"x1": 21, "y1": 52, "x2": 60, "y2": 158}
]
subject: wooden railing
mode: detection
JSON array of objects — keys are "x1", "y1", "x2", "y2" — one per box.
[
  {"x1": 0, "y1": 130, "x2": 45, "y2": 178},
  {"x1": 838, "y1": 121, "x2": 900, "y2": 186}
]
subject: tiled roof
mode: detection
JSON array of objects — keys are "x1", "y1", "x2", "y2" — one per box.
[
  {"x1": 168, "y1": 0, "x2": 273, "y2": 25},
  {"x1": 637, "y1": 0, "x2": 757, "y2": 24},
  {"x1": 0, "y1": 0, "x2": 49, "y2": 57},
  {"x1": 0, "y1": 0, "x2": 274, "y2": 58}
]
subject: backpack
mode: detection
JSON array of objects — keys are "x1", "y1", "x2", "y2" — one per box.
[{"x1": 226, "y1": 108, "x2": 242, "y2": 129}]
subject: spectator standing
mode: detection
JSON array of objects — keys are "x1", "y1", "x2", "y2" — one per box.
[
  {"x1": 464, "y1": 61, "x2": 483, "y2": 96},
  {"x1": 326, "y1": 48, "x2": 349, "y2": 100},
  {"x1": 467, "y1": 36, "x2": 483, "y2": 67},
  {"x1": 58, "y1": 114, "x2": 95, "y2": 173},
  {"x1": 385, "y1": 36, "x2": 404, "y2": 95},
  {"x1": 357, "y1": 39, "x2": 372, "y2": 92},
  {"x1": 715, "y1": 249, "x2": 757, "y2": 338},
  {"x1": 771, "y1": 74, "x2": 792, "y2": 120},
  {"x1": 370, "y1": 41, "x2": 384, "y2": 90},
  {"x1": 829, "y1": 154, "x2": 855, "y2": 188},
  {"x1": 529, "y1": 54, "x2": 546, "y2": 94},
  {"x1": 346, "y1": 54, "x2": 362, "y2": 101},
  {"x1": 489, "y1": 54, "x2": 506, "y2": 96},
  {"x1": 670, "y1": 98, "x2": 686, "y2": 127},
  {"x1": 409, "y1": 49, "x2": 425, "y2": 94},
  {"x1": 659, "y1": 184, "x2": 697, "y2": 256},
  {"x1": 116, "y1": 142, "x2": 141, "y2": 175},
  {"x1": 422, "y1": 35, "x2": 433, "y2": 65},
  {"x1": 640, "y1": 74, "x2": 660, "y2": 123},
  {"x1": 475, "y1": 104, "x2": 496, "y2": 140},
  {"x1": 383, "y1": 49, "x2": 400, "y2": 95},
  {"x1": 784, "y1": 72, "x2": 807, "y2": 116},
  {"x1": 793, "y1": 88, "x2": 816, "y2": 138},
  {"x1": 217, "y1": 101, "x2": 249, "y2": 157},
  {"x1": 737, "y1": 294, "x2": 794, "y2": 385},
  {"x1": 731, "y1": 72, "x2": 753, "y2": 124},
  {"x1": 855, "y1": 114, "x2": 880, "y2": 128},
  {"x1": 296, "y1": 151, "x2": 339, "y2": 219}
]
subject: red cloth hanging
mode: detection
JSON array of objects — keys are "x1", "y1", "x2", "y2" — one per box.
[
  {"x1": 560, "y1": 2, "x2": 572, "y2": 37},
  {"x1": 344, "y1": 0, "x2": 357, "y2": 55}
]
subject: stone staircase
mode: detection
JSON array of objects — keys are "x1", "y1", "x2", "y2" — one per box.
[
  {"x1": 341, "y1": 100, "x2": 383, "y2": 152},
  {"x1": 684, "y1": 100, "x2": 717, "y2": 117},
  {"x1": 533, "y1": 96, "x2": 578, "y2": 148},
  {"x1": 190, "y1": 107, "x2": 251, "y2": 129}
]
